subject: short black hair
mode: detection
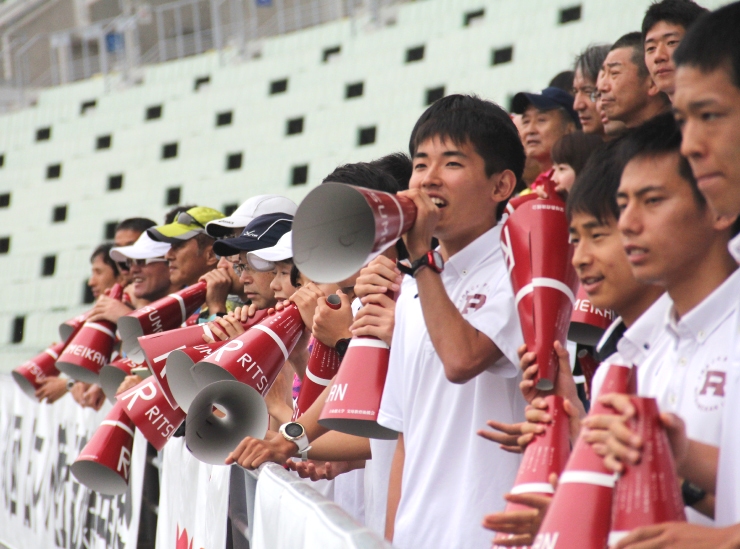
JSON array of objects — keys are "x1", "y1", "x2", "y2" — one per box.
[
  {"x1": 610, "y1": 32, "x2": 650, "y2": 78},
  {"x1": 619, "y1": 112, "x2": 704, "y2": 206},
  {"x1": 115, "y1": 217, "x2": 156, "y2": 235},
  {"x1": 549, "y1": 71, "x2": 575, "y2": 94},
  {"x1": 369, "y1": 152, "x2": 412, "y2": 191},
  {"x1": 641, "y1": 0, "x2": 708, "y2": 40},
  {"x1": 551, "y1": 131, "x2": 605, "y2": 176},
  {"x1": 164, "y1": 205, "x2": 196, "y2": 225},
  {"x1": 566, "y1": 137, "x2": 626, "y2": 225},
  {"x1": 673, "y1": 2, "x2": 740, "y2": 90},
  {"x1": 90, "y1": 242, "x2": 120, "y2": 276},
  {"x1": 574, "y1": 44, "x2": 612, "y2": 83}
]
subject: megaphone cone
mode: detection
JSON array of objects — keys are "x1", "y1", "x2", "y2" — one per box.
[
  {"x1": 99, "y1": 357, "x2": 138, "y2": 403},
  {"x1": 292, "y1": 183, "x2": 416, "y2": 283},
  {"x1": 59, "y1": 313, "x2": 88, "y2": 343},
  {"x1": 164, "y1": 341, "x2": 227, "y2": 412},
  {"x1": 71, "y1": 401, "x2": 135, "y2": 495},
  {"x1": 117, "y1": 378, "x2": 185, "y2": 451},
  {"x1": 533, "y1": 364, "x2": 636, "y2": 549},
  {"x1": 12, "y1": 341, "x2": 66, "y2": 399},
  {"x1": 118, "y1": 281, "x2": 207, "y2": 363},
  {"x1": 139, "y1": 310, "x2": 268, "y2": 407},
  {"x1": 569, "y1": 286, "x2": 616, "y2": 346},
  {"x1": 501, "y1": 197, "x2": 578, "y2": 391},
  {"x1": 608, "y1": 397, "x2": 686, "y2": 547}
]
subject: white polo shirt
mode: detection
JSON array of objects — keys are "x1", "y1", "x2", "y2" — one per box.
[
  {"x1": 377, "y1": 224, "x2": 526, "y2": 549},
  {"x1": 715, "y1": 234, "x2": 740, "y2": 526}
]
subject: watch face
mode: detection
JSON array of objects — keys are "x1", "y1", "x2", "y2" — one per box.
[
  {"x1": 431, "y1": 250, "x2": 444, "y2": 271},
  {"x1": 285, "y1": 423, "x2": 304, "y2": 438}
]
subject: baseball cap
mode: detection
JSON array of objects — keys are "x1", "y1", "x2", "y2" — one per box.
[
  {"x1": 205, "y1": 195, "x2": 298, "y2": 238},
  {"x1": 511, "y1": 86, "x2": 581, "y2": 129},
  {"x1": 110, "y1": 232, "x2": 171, "y2": 262},
  {"x1": 247, "y1": 231, "x2": 293, "y2": 272},
  {"x1": 213, "y1": 213, "x2": 293, "y2": 257},
  {"x1": 147, "y1": 206, "x2": 225, "y2": 244}
]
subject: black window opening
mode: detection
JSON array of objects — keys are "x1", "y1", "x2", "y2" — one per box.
[
  {"x1": 194, "y1": 76, "x2": 210, "y2": 91},
  {"x1": 11, "y1": 316, "x2": 24, "y2": 344},
  {"x1": 406, "y1": 45, "x2": 425, "y2": 63},
  {"x1": 108, "y1": 174, "x2": 123, "y2": 191},
  {"x1": 166, "y1": 187, "x2": 181, "y2": 206},
  {"x1": 104, "y1": 221, "x2": 118, "y2": 240},
  {"x1": 426, "y1": 86, "x2": 445, "y2": 105},
  {"x1": 41, "y1": 255, "x2": 56, "y2": 277},
  {"x1": 291, "y1": 165, "x2": 308, "y2": 186},
  {"x1": 559, "y1": 5, "x2": 582, "y2": 24},
  {"x1": 0, "y1": 236, "x2": 9, "y2": 254},
  {"x1": 146, "y1": 105, "x2": 163, "y2": 120},
  {"x1": 216, "y1": 111, "x2": 233, "y2": 126},
  {"x1": 36, "y1": 127, "x2": 51, "y2": 141},
  {"x1": 346, "y1": 82, "x2": 364, "y2": 99},
  {"x1": 46, "y1": 164, "x2": 61, "y2": 179},
  {"x1": 492, "y1": 46, "x2": 514, "y2": 66},
  {"x1": 0, "y1": 193, "x2": 9, "y2": 208},
  {"x1": 323, "y1": 46, "x2": 341, "y2": 63},
  {"x1": 96, "y1": 134, "x2": 112, "y2": 150},
  {"x1": 162, "y1": 142, "x2": 178, "y2": 159},
  {"x1": 80, "y1": 100, "x2": 97, "y2": 115},
  {"x1": 223, "y1": 203, "x2": 238, "y2": 216},
  {"x1": 464, "y1": 9, "x2": 485, "y2": 26},
  {"x1": 52, "y1": 205, "x2": 67, "y2": 223},
  {"x1": 270, "y1": 78, "x2": 288, "y2": 95},
  {"x1": 358, "y1": 126, "x2": 377, "y2": 146},
  {"x1": 286, "y1": 117, "x2": 304, "y2": 135},
  {"x1": 226, "y1": 153, "x2": 243, "y2": 171},
  {"x1": 0, "y1": 154, "x2": 4, "y2": 167},
  {"x1": 82, "y1": 281, "x2": 95, "y2": 304}
]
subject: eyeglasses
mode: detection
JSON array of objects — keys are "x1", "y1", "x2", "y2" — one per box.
[
  {"x1": 125, "y1": 257, "x2": 168, "y2": 267},
  {"x1": 589, "y1": 90, "x2": 601, "y2": 102},
  {"x1": 233, "y1": 263, "x2": 249, "y2": 276},
  {"x1": 174, "y1": 211, "x2": 205, "y2": 228}
]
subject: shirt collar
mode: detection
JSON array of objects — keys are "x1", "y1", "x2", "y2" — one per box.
[
  {"x1": 730, "y1": 233, "x2": 740, "y2": 264},
  {"x1": 665, "y1": 267, "x2": 740, "y2": 343},
  {"x1": 443, "y1": 224, "x2": 501, "y2": 281},
  {"x1": 616, "y1": 293, "x2": 672, "y2": 364}
]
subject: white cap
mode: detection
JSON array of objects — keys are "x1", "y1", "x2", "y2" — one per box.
[
  {"x1": 110, "y1": 232, "x2": 171, "y2": 262},
  {"x1": 206, "y1": 195, "x2": 298, "y2": 237},
  {"x1": 247, "y1": 231, "x2": 293, "y2": 271}
]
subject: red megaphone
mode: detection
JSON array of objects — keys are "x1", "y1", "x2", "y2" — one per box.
[
  {"x1": 118, "y1": 281, "x2": 207, "y2": 363},
  {"x1": 56, "y1": 284, "x2": 123, "y2": 383},
  {"x1": 493, "y1": 396, "x2": 571, "y2": 547},
  {"x1": 533, "y1": 364, "x2": 636, "y2": 549},
  {"x1": 185, "y1": 304, "x2": 305, "y2": 464},
  {"x1": 138, "y1": 309, "x2": 268, "y2": 408},
  {"x1": 569, "y1": 285, "x2": 616, "y2": 346},
  {"x1": 292, "y1": 183, "x2": 416, "y2": 283},
  {"x1": 500, "y1": 193, "x2": 579, "y2": 390},
  {"x1": 12, "y1": 341, "x2": 66, "y2": 399},
  {"x1": 59, "y1": 312, "x2": 88, "y2": 343},
  {"x1": 293, "y1": 294, "x2": 342, "y2": 420},
  {"x1": 577, "y1": 349, "x2": 600, "y2": 401},
  {"x1": 99, "y1": 356, "x2": 139, "y2": 402},
  {"x1": 608, "y1": 397, "x2": 686, "y2": 547},
  {"x1": 70, "y1": 401, "x2": 135, "y2": 495},
  {"x1": 117, "y1": 378, "x2": 186, "y2": 451}
]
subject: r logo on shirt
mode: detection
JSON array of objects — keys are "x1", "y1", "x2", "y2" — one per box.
[
  {"x1": 695, "y1": 357, "x2": 728, "y2": 412},
  {"x1": 461, "y1": 293, "x2": 487, "y2": 315}
]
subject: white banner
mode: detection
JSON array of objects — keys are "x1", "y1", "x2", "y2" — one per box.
[
  {"x1": 0, "y1": 374, "x2": 145, "y2": 549},
  {"x1": 155, "y1": 436, "x2": 229, "y2": 549}
]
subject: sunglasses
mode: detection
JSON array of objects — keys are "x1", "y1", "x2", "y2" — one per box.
[
  {"x1": 125, "y1": 257, "x2": 168, "y2": 267},
  {"x1": 174, "y1": 211, "x2": 205, "y2": 228}
]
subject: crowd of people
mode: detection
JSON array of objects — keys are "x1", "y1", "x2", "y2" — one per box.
[{"x1": 23, "y1": 0, "x2": 740, "y2": 546}]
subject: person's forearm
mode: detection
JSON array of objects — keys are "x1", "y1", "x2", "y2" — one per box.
[
  {"x1": 307, "y1": 431, "x2": 372, "y2": 461},
  {"x1": 288, "y1": 350, "x2": 309, "y2": 380},
  {"x1": 385, "y1": 433, "x2": 404, "y2": 542},
  {"x1": 415, "y1": 268, "x2": 502, "y2": 383},
  {"x1": 678, "y1": 441, "x2": 719, "y2": 495}
]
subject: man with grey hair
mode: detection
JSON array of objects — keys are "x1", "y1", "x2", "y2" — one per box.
[{"x1": 572, "y1": 44, "x2": 611, "y2": 136}]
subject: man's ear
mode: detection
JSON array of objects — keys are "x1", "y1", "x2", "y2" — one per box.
[
  {"x1": 646, "y1": 75, "x2": 662, "y2": 98},
  {"x1": 491, "y1": 170, "x2": 518, "y2": 203},
  {"x1": 204, "y1": 244, "x2": 219, "y2": 268},
  {"x1": 713, "y1": 212, "x2": 739, "y2": 233}
]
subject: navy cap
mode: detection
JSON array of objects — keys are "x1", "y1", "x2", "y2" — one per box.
[
  {"x1": 511, "y1": 86, "x2": 581, "y2": 129},
  {"x1": 213, "y1": 213, "x2": 293, "y2": 257}
]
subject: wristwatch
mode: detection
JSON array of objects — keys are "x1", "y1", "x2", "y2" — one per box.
[
  {"x1": 335, "y1": 338, "x2": 351, "y2": 358},
  {"x1": 397, "y1": 250, "x2": 444, "y2": 278},
  {"x1": 66, "y1": 378, "x2": 75, "y2": 391},
  {"x1": 279, "y1": 422, "x2": 311, "y2": 461},
  {"x1": 681, "y1": 479, "x2": 707, "y2": 506}
]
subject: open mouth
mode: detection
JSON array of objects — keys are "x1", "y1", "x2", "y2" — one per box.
[
  {"x1": 580, "y1": 275, "x2": 604, "y2": 292},
  {"x1": 430, "y1": 197, "x2": 448, "y2": 208}
]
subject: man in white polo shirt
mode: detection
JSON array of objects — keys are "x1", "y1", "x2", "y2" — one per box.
[{"x1": 376, "y1": 95, "x2": 527, "y2": 549}]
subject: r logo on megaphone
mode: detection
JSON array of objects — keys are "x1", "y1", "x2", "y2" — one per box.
[
  {"x1": 119, "y1": 380, "x2": 179, "y2": 438},
  {"x1": 118, "y1": 446, "x2": 131, "y2": 480}
]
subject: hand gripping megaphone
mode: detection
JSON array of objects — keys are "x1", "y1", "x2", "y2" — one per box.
[
  {"x1": 569, "y1": 285, "x2": 616, "y2": 346},
  {"x1": 500, "y1": 192, "x2": 579, "y2": 391},
  {"x1": 56, "y1": 284, "x2": 123, "y2": 383},
  {"x1": 118, "y1": 281, "x2": 207, "y2": 363},
  {"x1": 12, "y1": 341, "x2": 66, "y2": 399},
  {"x1": 292, "y1": 183, "x2": 416, "y2": 283},
  {"x1": 293, "y1": 294, "x2": 342, "y2": 420},
  {"x1": 184, "y1": 304, "x2": 305, "y2": 464},
  {"x1": 608, "y1": 397, "x2": 686, "y2": 547},
  {"x1": 533, "y1": 364, "x2": 636, "y2": 549},
  {"x1": 151, "y1": 310, "x2": 269, "y2": 409},
  {"x1": 71, "y1": 401, "x2": 135, "y2": 495},
  {"x1": 117, "y1": 378, "x2": 186, "y2": 451},
  {"x1": 493, "y1": 395, "x2": 571, "y2": 548},
  {"x1": 99, "y1": 356, "x2": 139, "y2": 402}
]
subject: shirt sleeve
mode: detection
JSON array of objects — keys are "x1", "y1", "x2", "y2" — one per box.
[{"x1": 377, "y1": 293, "x2": 408, "y2": 434}]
